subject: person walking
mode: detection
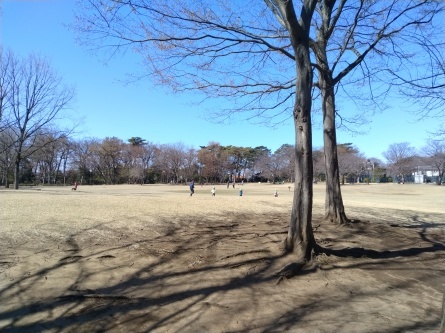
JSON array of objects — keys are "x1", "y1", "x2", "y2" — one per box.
[
  {"x1": 211, "y1": 187, "x2": 216, "y2": 196},
  {"x1": 189, "y1": 179, "x2": 195, "y2": 196}
]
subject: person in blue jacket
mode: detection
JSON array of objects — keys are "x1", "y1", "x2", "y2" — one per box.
[{"x1": 189, "y1": 179, "x2": 195, "y2": 196}]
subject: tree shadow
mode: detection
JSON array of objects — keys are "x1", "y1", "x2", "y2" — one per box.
[
  {"x1": 0, "y1": 212, "x2": 443, "y2": 332},
  {"x1": 318, "y1": 217, "x2": 445, "y2": 260}
]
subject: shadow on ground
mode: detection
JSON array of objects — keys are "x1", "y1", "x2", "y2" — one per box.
[{"x1": 0, "y1": 211, "x2": 444, "y2": 333}]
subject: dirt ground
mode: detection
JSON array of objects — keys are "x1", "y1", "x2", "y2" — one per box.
[{"x1": 0, "y1": 183, "x2": 444, "y2": 333}]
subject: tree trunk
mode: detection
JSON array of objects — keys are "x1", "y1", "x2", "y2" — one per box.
[
  {"x1": 284, "y1": 37, "x2": 316, "y2": 262},
  {"x1": 311, "y1": 2, "x2": 349, "y2": 225},
  {"x1": 13, "y1": 156, "x2": 20, "y2": 190},
  {"x1": 4, "y1": 163, "x2": 10, "y2": 188},
  {"x1": 322, "y1": 83, "x2": 349, "y2": 224}
]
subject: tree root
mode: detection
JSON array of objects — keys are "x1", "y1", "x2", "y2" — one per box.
[{"x1": 275, "y1": 260, "x2": 307, "y2": 285}]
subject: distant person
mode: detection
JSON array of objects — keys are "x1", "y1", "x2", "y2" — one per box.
[
  {"x1": 239, "y1": 189, "x2": 243, "y2": 196},
  {"x1": 71, "y1": 181, "x2": 78, "y2": 191},
  {"x1": 189, "y1": 180, "x2": 195, "y2": 196},
  {"x1": 274, "y1": 190, "x2": 278, "y2": 197},
  {"x1": 211, "y1": 187, "x2": 216, "y2": 196}
]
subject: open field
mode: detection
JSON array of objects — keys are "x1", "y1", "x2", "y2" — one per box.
[{"x1": 0, "y1": 183, "x2": 444, "y2": 332}]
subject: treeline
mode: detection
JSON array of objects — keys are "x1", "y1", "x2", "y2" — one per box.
[
  {"x1": 0, "y1": 135, "x2": 293, "y2": 186},
  {"x1": 1, "y1": 133, "x2": 443, "y2": 187}
]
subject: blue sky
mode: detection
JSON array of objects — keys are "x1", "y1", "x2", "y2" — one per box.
[{"x1": 2, "y1": 0, "x2": 442, "y2": 160}]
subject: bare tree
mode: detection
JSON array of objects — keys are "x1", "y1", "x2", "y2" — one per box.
[
  {"x1": 259, "y1": 152, "x2": 281, "y2": 183},
  {"x1": 123, "y1": 137, "x2": 156, "y2": 184},
  {"x1": 71, "y1": 138, "x2": 97, "y2": 185},
  {"x1": 155, "y1": 143, "x2": 189, "y2": 184},
  {"x1": 337, "y1": 144, "x2": 363, "y2": 184},
  {"x1": 198, "y1": 142, "x2": 228, "y2": 184},
  {"x1": 0, "y1": 49, "x2": 13, "y2": 131},
  {"x1": 2, "y1": 51, "x2": 75, "y2": 189},
  {"x1": 383, "y1": 142, "x2": 416, "y2": 182},
  {"x1": 183, "y1": 146, "x2": 198, "y2": 182},
  {"x1": 422, "y1": 140, "x2": 445, "y2": 185},
  {"x1": 310, "y1": 0, "x2": 442, "y2": 224},
  {"x1": 273, "y1": 144, "x2": 295, "y2": 182},
  {"x1": 91, "y1": 137, "x2": 125, "y2": 184},
  {"x1": 389, "y1": 21, "x2": 445, "y2": 119},
  {"x1": 0, "y1": 128, "x2": 16, "y2": 187},
  {"x1": 31, "y1": 132, "x2": 71, "y2": 185},
  {"x1": 245, "y1": 146, "x2": 271, "y2": 181}
]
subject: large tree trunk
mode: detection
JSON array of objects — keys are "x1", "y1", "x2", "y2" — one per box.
[
  {"x1": 283, "y1": 2, "x2": 317, "y2": 262},
  {"x1": 313, "y1": 32, "x2": 349, "y2": 224},
  {"x1": 322, "y1": 84, "x2": 349, "y2": 224},
  {"x1": 311, "y1": 2, "x2": 349, "y2": 225}
]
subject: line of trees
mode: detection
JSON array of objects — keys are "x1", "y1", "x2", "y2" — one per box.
[
  {"x1": 1, "y1": 130, "x2": 443, "y2": 188},
  {"x1": 2, "y1": 49, "x2": 442, "y2": 190}
]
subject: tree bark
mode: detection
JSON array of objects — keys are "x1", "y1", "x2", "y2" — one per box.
[
  {"x1": 14, "y1": 154, "x2": 20, "y2": 189},
  {"x1": 285, "y1": 49, "x2": 316, "y2": 260},
  {"x1": 280, "y1": 0, "x2": 317, "y2": 262},
  {"x1": 322, "y1": 83, "x2": 349, "y2": 224},
  {"x1": 312, "y1": 15, "x2": 349, "y2": 224}
]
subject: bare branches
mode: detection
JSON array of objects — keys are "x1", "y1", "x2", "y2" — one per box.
[
  {"x1": 1, "y1": 51, "x2": 75, "y2": 188},
  {"x1": 72, "y1": 0, "x2": 299, "y2": 124}
]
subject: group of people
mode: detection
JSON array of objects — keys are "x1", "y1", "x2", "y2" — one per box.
[
  {"x1": 189, "y1": 180, "x2": 279, "y2": 198},
  {"x1": 190, "y1": 179, "x2": 216, "y2": 197}
]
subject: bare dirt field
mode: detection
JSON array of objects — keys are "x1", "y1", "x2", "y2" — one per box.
[{"x1": 0, "y1": 182, "x2": 444, "y2": 333}]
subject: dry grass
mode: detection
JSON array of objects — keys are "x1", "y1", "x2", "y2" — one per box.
[{"x1": 0, "y1": 182, "x2": 444, "y2": 333}]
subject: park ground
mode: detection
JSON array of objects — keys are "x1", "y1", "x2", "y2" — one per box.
[{"x1": 0, "y1": 182, "x2": 444, "y2": 333}]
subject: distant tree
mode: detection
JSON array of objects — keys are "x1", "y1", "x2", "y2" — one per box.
[
  {"x1": 274, "y1": 144, "x2": 295, "y2": 182},
  {"x1": 128, "y1": 137, "x2": 146, "y2": 147},
  {"x1": 0, "y1": 128, "x2": 16, "y2": 187},
  {"x1": 31, "y1": 132, "x2": 71, "y2": 185},
  {"x1": 183, "y1": 146, "x2": 198, "y2": 182},
  {"x1": 383, "y1": 142, "x2": 416, "y2": 181},
  {"x1": 312, "y1": 148, "x2": 325, "y2": 182},
  {"x1": 71, "y1": 138, "x2": 97, "y2": 185},
  {"x1": 224, "y1": 146, "x2": 259, "y2": 182},
  {"x1": 155, "y1": 143, "x2": 189, "y2": 183},
  {"x1": 244, "y1": 146, "x2": 271, "y2": 181},
  {"x1": 121, "y1": 137, "x2": 155, "y2": 184},
  {"x1": 422, "y1": 140, "x2": 445, "y2": 185},
  {"x1": 337, "y1": 144, "x2": 363, "y2": 184},
  {"x1": 1, "y1": 51, "x2": 75, "y2": 189},
  {"x1": 91, "y1": 137, "x2": 124, "y2": 184},
  {"x1": 259, "y1": 152, "x2": 280, "y2": 183},
  {"x1": 197, "y1": 142, "x2": 229, "y2": 183}
]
